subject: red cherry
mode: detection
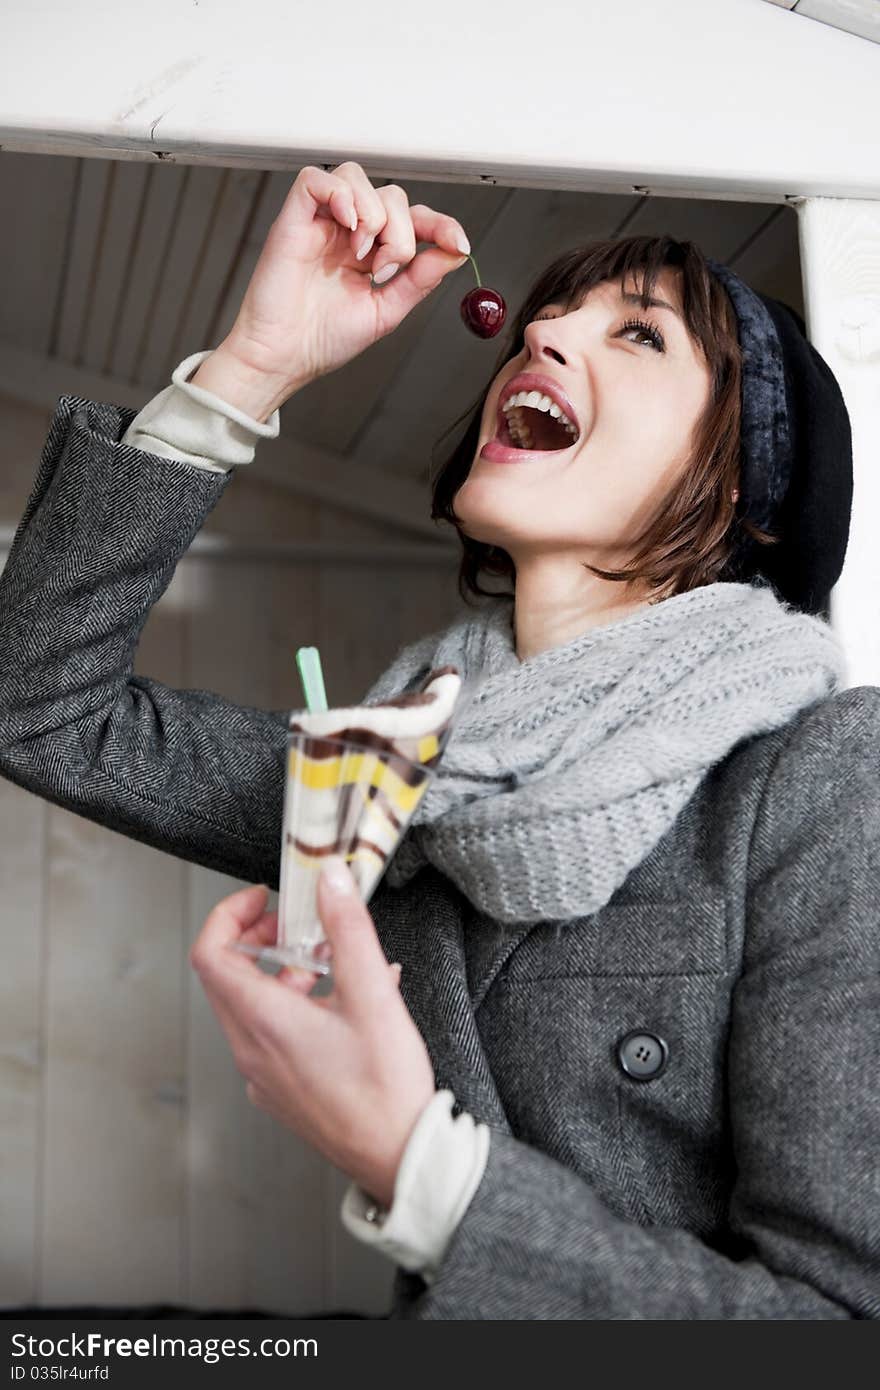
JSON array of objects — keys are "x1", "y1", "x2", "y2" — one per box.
[
  {"x1": 460, "y1": 287, "x2": 506, "y2": 338},
  {"x1": 458, "y1": 254, "x2": 506, "y2": 338}
]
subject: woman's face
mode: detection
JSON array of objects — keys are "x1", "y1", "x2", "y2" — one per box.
[{"x1": 454, "y1": 269, "x2": 713, "y2": 570}]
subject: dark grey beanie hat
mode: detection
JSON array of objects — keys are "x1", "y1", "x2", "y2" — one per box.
[{"x1": 706, "y1": 258, "x2": 853, "y2": 617}]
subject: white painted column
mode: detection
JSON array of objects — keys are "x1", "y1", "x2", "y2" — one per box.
[{"x1": 795, "y1": 196, "x2": 880, "y2": 689}]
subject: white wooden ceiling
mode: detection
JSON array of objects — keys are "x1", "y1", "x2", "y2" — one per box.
[{"x1": 0, "y1": 151, "x2": 805, "y2": 543}]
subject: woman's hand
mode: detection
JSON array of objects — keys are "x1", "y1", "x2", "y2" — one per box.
[
  {"x1": 189, "y1": 861, "x2": 437, "y2": 1209},
  {"x1": 224, "y1": 161, "x2": 472, "y2": 394}
]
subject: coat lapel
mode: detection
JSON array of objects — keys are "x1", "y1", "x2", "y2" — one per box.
[
  {"x1": 371, "y1": 868, "x2": 527, "y2": 1131},
  {"x1": 459, "y1": 900, "x2": 538, "y2": 1013}
]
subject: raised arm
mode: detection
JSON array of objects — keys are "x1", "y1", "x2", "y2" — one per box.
[
  {"x1": 0, "y1": 161, "x2": 473, "y2": 884},
  {"x1": 0, "y1": 389, "x2": 288, "y2": 884}
]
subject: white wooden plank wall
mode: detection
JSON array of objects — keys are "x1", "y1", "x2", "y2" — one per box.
[
  {"x1": 0, "y1": 150, "x2": 812, "y2": 1311},
  {"x1": 0, "y1": 393, "x2": 57, "y2": 1308},
  {"x1": 40, "y1": 598, "x2": 188, "y2": 1305},
  {"x1": 0, "y1": 778, "x2": 44, "y2": 1304}
]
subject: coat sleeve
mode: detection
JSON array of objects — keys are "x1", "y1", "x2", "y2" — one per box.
[
  {"x1": 395, "y1": 687, "x2": 880, "y2": 1320},
  {"x1": 0, "y1": 393, "x2": 287, "y2": 886}
]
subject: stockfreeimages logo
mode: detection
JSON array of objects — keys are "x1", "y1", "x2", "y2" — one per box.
[{"x1": 10, "y1": 1332, "x2": 318, "y2": 1367}]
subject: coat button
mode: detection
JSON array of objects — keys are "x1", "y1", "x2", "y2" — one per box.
[{"x1": 616, "y1": 1030, "x2": 669, "y2": 1081}]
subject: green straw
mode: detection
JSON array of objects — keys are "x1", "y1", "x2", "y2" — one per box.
[{"x1": 295, "y1": 646, "x2": 328, "y2": 713}]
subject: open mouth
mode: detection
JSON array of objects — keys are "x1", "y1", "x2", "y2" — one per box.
[{"x1": 495, "y1": 403, "x2": 579, "y2": 452}]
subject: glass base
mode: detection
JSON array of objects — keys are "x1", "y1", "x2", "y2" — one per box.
[{"x1": 232, "y1": 941, "x2": 332, "y2": 976}]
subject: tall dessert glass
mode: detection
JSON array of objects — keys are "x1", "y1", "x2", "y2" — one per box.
[
  {"x1": 272, "y1": 731, "x2": 436, "y2": 973},
  {"x1": 237, "y1": 665, "x2": 463, "y2": 976}
]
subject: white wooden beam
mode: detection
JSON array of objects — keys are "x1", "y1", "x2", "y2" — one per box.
[
  {"x1": 0, "y1": 340, "x2": 455, "y2": 546},
  {"x1": 764, "y1": 0, "x2": 880, "y2": 46},
  {"x1": 794, "y1": 196, "x2": 880, "y2": 687},
  {"x1": 2, "y1": 1, "x2": 879, "y2": 202}
]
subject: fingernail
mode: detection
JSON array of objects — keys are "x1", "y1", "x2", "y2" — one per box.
[
  {"x1": 372, "y1": 262, "x2": 399, "y2": 286},
  {"x1": 321, "y1": 854, "x2": 356, "y2": 895},
  {"x1": 455, "y1": 232, "x2": 471, "y2": 255},
  {"x1": 355, "y1": 232, "x2": 375, "y2": 261}
]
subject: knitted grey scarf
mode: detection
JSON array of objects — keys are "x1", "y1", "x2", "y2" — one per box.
[{"x1": 361, "y1": 579, "x2": 847, "y2": 925}]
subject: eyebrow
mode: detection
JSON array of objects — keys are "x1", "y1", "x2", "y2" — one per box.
[
  {"x1": 549, "y1": 288, "x2": 683, "y2": 323},
  {"x1": 619, "y1": 290, "x2": 681, "y2": 320}
]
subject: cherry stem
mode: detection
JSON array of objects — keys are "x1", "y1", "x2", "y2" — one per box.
[{"x1": 464, "y1": 254, "x2": 482, "y2": 288}]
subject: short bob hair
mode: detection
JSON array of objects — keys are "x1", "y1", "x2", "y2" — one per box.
[{"x1": 429, "y1": 234, "x2": 780, "y2": 607}]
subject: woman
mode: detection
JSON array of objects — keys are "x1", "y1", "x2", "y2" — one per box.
[{"x1": 0, "y1": 163, "x2": 877, "y2": 1319}]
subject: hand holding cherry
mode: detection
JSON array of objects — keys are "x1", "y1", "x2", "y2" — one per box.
[{"x1": 459, "y1": 255, "x2": 507, "y2": 338}]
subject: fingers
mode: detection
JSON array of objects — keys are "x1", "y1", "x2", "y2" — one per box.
[
  {"x1": 322, "y1": 168, "x2": 422, "y2": 279},
  {"x1": 286, "y1": 162, "x2": 470, "y2": 288},
  {"x1": 238, "y1": 906, "x2": 279, "y2": 952},
  {"x1": 235, "y1": 905, "x2": 323, "y2": 994},
  {"x1": 316, "y1": 857, "x2": 400, "y2": 1022},
  {"x1": 288, "y1": 162, "x2": 389, "y2": 255},
  {"x1": 408, "y1": 203, "x2": 471, "y2": 259},
  {"x1": 366, "y1": 244, "x2": 468, "y2": 325},
  {"x1": 189, "y1": 883, "x2": 270, "y2": 974},
  {"x1": 276, "y1": 962, "x2": 323, "y2": 994},
  {"x1": 287, "y1": 165, "x2": 362, "y2": 237},
  {"x1": 331, "y1": 166, "x2": 470, "y2": 278},
  {"x1": 368, "y1": 201, "x2": 471, "y2": 314},
  {"x1": 276, "y1": 950, "x2": 400, "y2": 996},
  {"x1": 369, "y1": 198, "x2": 470, "y2": 288},
  {"x1": 363, "y1": 184, "x2": 415, "y2": 281},
  {"x1": 339, "y1": 164, "x2": 397, "y2": 264},
  {"x1": 190, "y1": 883, "x2": 307, "y2": 1017}
]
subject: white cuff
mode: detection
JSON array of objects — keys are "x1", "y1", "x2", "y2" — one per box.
[
  {"x1": 339, "y1": 1090, "x2": 490, "y2": 1286},
  {"x1": 121, "y1": 349, "x2": 281, "y2": 474}
]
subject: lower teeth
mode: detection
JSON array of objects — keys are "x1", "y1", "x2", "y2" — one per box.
[{"x1": 505, "y1": 427, "x2": 572, "y2": 451}]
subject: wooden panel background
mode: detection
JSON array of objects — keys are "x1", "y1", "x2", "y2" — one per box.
[{"x1": 0, "y1": 151, "x2": 803, "y2": 1312}]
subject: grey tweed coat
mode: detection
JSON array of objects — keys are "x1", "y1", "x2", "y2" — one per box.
[{"x1": 1, "y1": 396, "x2": 878, "y2": 1320}]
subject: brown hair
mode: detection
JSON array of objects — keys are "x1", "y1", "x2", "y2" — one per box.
[{"x1": 429, "y1": 235, "x2": 780, "y2": 607}]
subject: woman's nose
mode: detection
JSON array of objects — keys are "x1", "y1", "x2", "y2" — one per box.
[{"x1": 523, "y1": 320, "x2": 567, "y2": 365}]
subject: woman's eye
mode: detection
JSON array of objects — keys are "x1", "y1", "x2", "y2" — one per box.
[
  {"x1": 619, "y1": 317, "x2": 665, "y2": 352},
  {"x1": 530, "y1": 311, "x2": 665, "y2": 352}
]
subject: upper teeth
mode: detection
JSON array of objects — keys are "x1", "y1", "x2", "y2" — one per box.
[{"x1": 502, "y1": 390, "x2": 578, "y2": 437}]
